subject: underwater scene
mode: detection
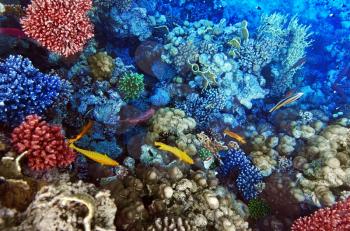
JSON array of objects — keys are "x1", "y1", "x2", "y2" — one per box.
[{"x1": 1, "y1": 0, "x2": 350, "y2": 230}]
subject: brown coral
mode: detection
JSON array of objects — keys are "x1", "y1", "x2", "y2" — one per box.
[{"x1": 88, "y1": 51, "x2": 115, "y2": 81}]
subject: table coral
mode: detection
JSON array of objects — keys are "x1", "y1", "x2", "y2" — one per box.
[
  {"x1": 146, "y1": 107, "x2": 200, "y2": 156},
  {"x1": 0, "y1": 55, "x2": 61, "y2": 125},
  {"x1": 15, "y1": 180, "x2": 116, "y2": 231},
  {"x1": 104, "y1": 166, "x2": 250, "y2": 230},
  {"x1": 11, "y1": 115, "x2": 76, "y2": 171},
  {"x1": 20, "y1": 0, "x2": 94, "y2": 57}
]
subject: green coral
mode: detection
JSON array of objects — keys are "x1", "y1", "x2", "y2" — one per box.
[
  {"x1": 88, "y1": 52, "x2": 115, "y2": 81},
  {"x1": 248, "y1": 198, "x2": 270, "y2": 219},
  {"x1": 198, "y1": 148, "x2": 213, "y2": 161},
  {"x1": 118, "y1": 72, "x2": 145, "y2": 100}
]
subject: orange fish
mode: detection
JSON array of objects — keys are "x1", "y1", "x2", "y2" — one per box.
[
  {"x1": 68, "y1": 120, "x2": 94, "y2": 144},
  {"x1": 223, "y1": 129, "x2": 247, "y2": 144}
]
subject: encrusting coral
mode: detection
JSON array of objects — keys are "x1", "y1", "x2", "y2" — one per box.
[
  {"x1": 104, "y1": 165, "x2": 250, "y2": 230},
  {"x1": 146, "y1": 107, "x2": 201, "y2": 156}
]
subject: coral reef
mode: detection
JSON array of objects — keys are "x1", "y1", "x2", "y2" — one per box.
[
  {"x1": 20, "y1": 0, "x2": 94, "y2": 56},
  {"x1": 118, "y1": 72, "x2": 145, "y2": 100},
  {"x1": 104, "y1": 165, "x2": 250, "y2": 230},
  {"x1": 0, "y1": 55, "x2": 61, "y2": 125}
]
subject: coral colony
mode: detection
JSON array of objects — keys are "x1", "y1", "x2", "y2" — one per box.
[{"x1": 1, "y1": 0, "x2": 350, "y2": 230}]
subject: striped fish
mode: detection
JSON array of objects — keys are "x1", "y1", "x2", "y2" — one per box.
[{"x1": 269, "y1": 92, "x2": 304, "y2": 113}]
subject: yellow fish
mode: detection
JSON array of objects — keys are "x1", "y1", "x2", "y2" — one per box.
[
  {"x1": 223, "y1": 129, "x2": 247, "y2": 144},
  {"x1": 69, "y1": 143, "x2": 119, "y2": 166},
  {"x1": 154, "y1": 142, "x2": 194, "y2": 165},
  {"x1": 269, "y1": 92, "x2": 304, "y2": 113},
  {"x1": 68, "y1": 120, "x2": 94, "y2": 144}
]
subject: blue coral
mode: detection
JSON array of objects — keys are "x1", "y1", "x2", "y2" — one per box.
[
  {"x1": 218, "y1": 148, "x2": 264, "y2": 200},
  {"x1": 150, "y1": 88, "x2": 170, "y2": 106},
  {"x1": 0, "y1": 55, "x2": 61, "y2": 125},
  {"x1": 176, "y1": 88, "x2": 227, "y2": 129}
]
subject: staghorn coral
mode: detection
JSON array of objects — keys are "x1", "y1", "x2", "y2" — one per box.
[
  {"x1": 104, "y1": 166, "x2": 250, "y2": 230},
  {"x1": 88, "y1": 51, "x2": 115, "y2": 81},
  {"x1": 11, "y1": 115, "x2": 76, "y2": 171},
  {"x1": 16, "y1": 180, "x2": 116, "y2": 231},
  {"x1": 146, "y1": 107, "x2": 200, "y2": 156}
]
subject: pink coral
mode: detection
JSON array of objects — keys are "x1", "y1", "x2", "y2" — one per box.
[
  {"x1": 291, "y1": 198, "x2": 350, "y2": 231},
  {"x1": 20, "y1": 0, "x2": 94, "y2": 57},
  {"x1": 11, "y1": 115, "x2": 76, "y2": 171}
]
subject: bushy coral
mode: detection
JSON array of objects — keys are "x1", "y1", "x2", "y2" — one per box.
[
  {"x1": 11, "y1": 115, "x2": 76, "y2": 171},
  {"x1": 118, "y1": 72, "x2": 145, "y2": 100},
  {"x1": 20, "y1": 0, "x2": 94, "y2": 56},
  {"x1": 291, "y1": 197, "x2": 350, "y2": 231},
  {"x1": 0, "y1": 55, "x2": 61, "y2": 125},
  {"x1": 150, "y1": 88, "x2": 170, "y2": 106},
  {"x1": 219, "y1": 148, "x2": 264, "y2": 200},
  {"x1": 88, "y1": 51, "x2": 115, "y2": 81}
]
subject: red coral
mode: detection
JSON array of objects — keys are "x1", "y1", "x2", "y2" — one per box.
[
  {"x1": 11, "y1": 115, "x2": 76, "y2": 171},
  {"x1": 20, "y1": 0, "x2": 94, "y2": 57},
  {"x1": 291, "y1": 198, "x2": 350, "y2": 231}
]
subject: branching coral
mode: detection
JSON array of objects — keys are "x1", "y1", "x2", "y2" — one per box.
[
  {"x1": 291, "y1": 197, "x2": 350, "y2": 231},
  {"x1": 20, "y1": 0, "x2": 94, "y2": 56},
  {"x1": 0, "y1": 55, "x2": 61, "y2": 125},
  {"x1": 219, "y1": 149, "x2": 265, "y2": 200},
  {"x1": 104, "y1": 166, "x2": 250, "y2": 230},
  {"x1": 146, "y1": 107, "x2": 200, "y2": 156},
  {"x1": 11, "y1": 115, "x2": 76, "y2": 171}
]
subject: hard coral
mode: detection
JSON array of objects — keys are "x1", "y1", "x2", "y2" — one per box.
[
  {"x1": 219, "y1": 149, "x2": 264, "y2": 200},
  {"x1": 20, "y1": 0, "x2": 94, "y2": 57},
  {"x1": 104, "y1": 166, "x2": 250, "y2": 230},
  {"x1": 146, "y1": 107, "x2": 200, "y2": 156},
  {"x1": 16, "y1": 180, "x2": 116, "y2": 231},
  {"x1": 291, "y1": 197, "x2": 350, "y2": 231},
  {"x1": 11, "y1": 115, "x2": 75, "y2": 171},
  {"x1": 0, "y1": 55, "x2": 61, "y2": 125},
  {"x1": 118, "y1": 72, "x2": 145, "y2": 100},
  {"x1": 88, "y1": 51, "x2": 115, "y2": 81}
]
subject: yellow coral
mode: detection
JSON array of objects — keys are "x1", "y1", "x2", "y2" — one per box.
[{"x1": 88, "y1": 52, "x2": 115, "y2": 81}]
